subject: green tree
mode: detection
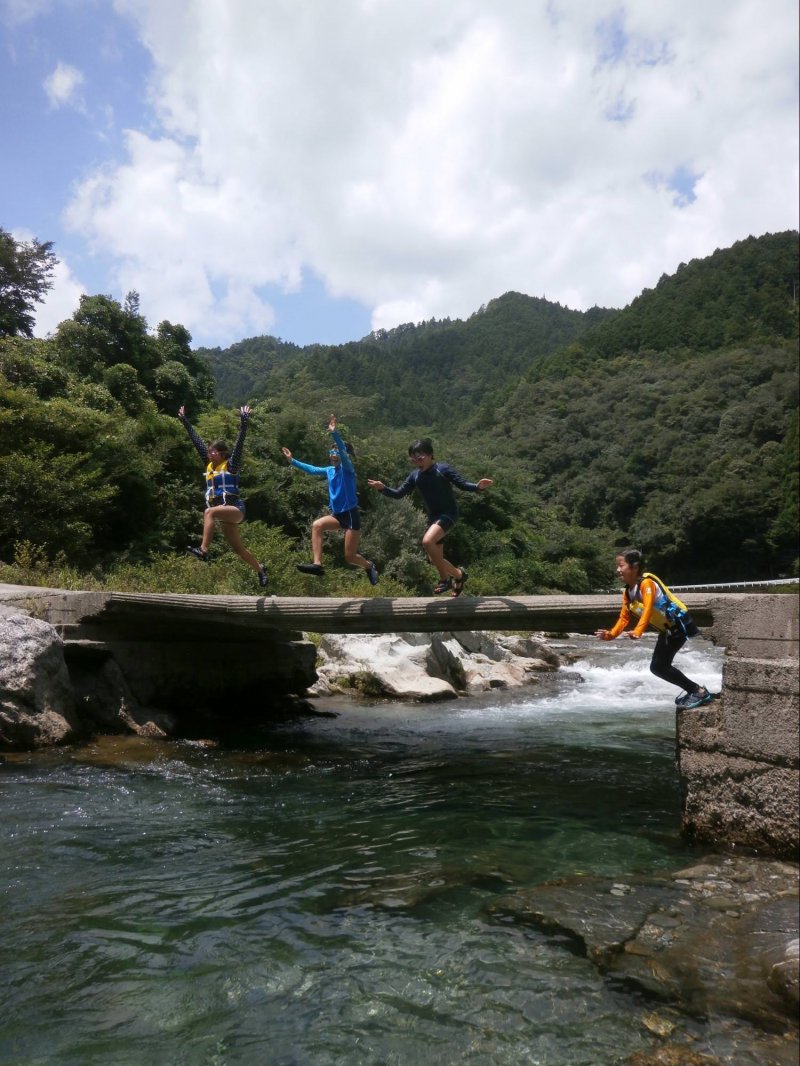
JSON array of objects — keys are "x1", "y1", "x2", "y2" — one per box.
[{"x1": 0, "y1": 228, "x2": 58, "y2": 338}]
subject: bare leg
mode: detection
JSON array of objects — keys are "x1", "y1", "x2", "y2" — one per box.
[
  {"x1": 200, "y1": 507, "x2": 218, "y2": 553},
  {"x1": 311, "y1": 515, "x2": 341, "y2": 564},
  {"x1": 421, "y1": 523, "x2": 461, "y2": 580},
  {"x1": 219, "y1": 516, "x2": 261, "y2": 573},
  {"x1": 343, "y1": 528, "x2": 372, "y2": 571}
]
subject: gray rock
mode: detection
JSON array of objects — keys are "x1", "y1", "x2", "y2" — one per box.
[
  {"x1": 312, "y1": 631, "x2": 560, "y2": 701},
  {"x1": 0, "y1": 610, "x2": 81, "y2": 748}
]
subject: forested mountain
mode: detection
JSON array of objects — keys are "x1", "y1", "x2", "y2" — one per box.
[
  {"x1": 199, "y1": 292, "x2": 616, "y2": 428},
  {"x1": 0, "y1": 229, "x2": 797, "y2": 595},
  {"x1": 198, "y1": 230, "x2": 799, "y2": 584}
]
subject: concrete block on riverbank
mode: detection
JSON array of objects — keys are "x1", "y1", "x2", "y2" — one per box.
[{"x1": 678, "y1": 595, "x2": 799, "y2": 859}]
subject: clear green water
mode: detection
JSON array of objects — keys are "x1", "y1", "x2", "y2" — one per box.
[{"x1": 2, "y1": 639, "x2": 779, "y2": 1065}]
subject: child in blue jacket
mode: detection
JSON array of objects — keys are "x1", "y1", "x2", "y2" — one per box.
[{"x1": 281, "y1": 415, "x2": 378, "y2": 585}]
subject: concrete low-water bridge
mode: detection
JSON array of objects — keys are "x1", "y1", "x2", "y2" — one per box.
[{"x1": 1, "y1": 583, "x2": 797, "y2": 859}]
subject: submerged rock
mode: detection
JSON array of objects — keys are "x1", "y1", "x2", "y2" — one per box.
[{"x1": 486, "y1": 854, "x2": 800, "y2": 1035}]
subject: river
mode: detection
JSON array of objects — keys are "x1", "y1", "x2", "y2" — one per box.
[{"x1": 0, "y1": 637, "x2": 794, "y2": 1064}]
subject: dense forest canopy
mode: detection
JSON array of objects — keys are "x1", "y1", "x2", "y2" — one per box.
[{"x1": 0, "y1": 230, "x2": 797, "y2": 595}]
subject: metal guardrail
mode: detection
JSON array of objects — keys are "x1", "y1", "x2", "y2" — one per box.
[
  {"x1": 597, "y1": 577, "x2": 799, "y2": 594},
  {"x1": 671, "y1": 578, "x2": 800, "y2": 591}
]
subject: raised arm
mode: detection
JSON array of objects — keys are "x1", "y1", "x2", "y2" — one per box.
[
  {"x1": 227, "y1": 406, "x2": 251, "y2": 474},
  {"x1": 329, "y1": 416, "x2": 354, "y2": 475},
  {"x1": 178, "y1": 405, "x2": 208, "y2": 464}
]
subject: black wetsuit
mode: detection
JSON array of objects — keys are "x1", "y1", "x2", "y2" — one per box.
[{"x1": 379, "y1": 462, "x2": 480, "y2": 525}]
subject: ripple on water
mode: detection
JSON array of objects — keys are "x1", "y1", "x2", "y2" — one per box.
[{"x1": 2, "y1": 641, "x2": 794, "y2": 1065}]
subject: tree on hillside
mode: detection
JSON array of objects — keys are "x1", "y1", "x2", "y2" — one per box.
[
  {"x1": 54, "y1": 293, "x2": 213, "y2": 414},
  {"x1": 0, "y1": 228, "x2": 58, "y2": 338}
]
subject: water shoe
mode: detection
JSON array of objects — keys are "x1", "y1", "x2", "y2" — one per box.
[{"x1": 297, "y1": 563, "x2": 325, "y2": 576}]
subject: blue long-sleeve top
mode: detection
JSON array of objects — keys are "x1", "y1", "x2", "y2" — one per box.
[
  {"x1": 290, "y1": 428, "x2": 359, "y2": 513},
  {"x1": 379, "y1": 462, "x2": 479, "y2": 519}
]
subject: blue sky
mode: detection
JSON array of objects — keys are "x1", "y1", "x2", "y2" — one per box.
[{"x1": 2, "y1": 0, "x2": 798, "y2": 350}]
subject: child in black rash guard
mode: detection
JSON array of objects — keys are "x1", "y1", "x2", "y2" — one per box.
[{"x1": 368, "y1": 437, "x2": 493, "y2": 597}]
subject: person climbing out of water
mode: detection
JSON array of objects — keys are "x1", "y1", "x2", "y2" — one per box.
[
  {"x1": 178, "y1": 404, "x2": 267, "y2": 589},
  {"x1": 594, "y1": 547, "x2": 713, "y2": 709},
  {"x1": 281, "y1": 414, "x2": 378, "y2": 585},
  {"x1": 367, "y1": 438, "x2": 493, "y2": 597}
]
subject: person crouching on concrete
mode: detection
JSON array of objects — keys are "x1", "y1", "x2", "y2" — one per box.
[{"x1": 594, "y1": 547, "x2": 713, "y2": 709}]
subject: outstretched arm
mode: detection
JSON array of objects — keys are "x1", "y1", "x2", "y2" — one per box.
[
  {"x1": 368, "y1": 472, "x2": 416, "y2": 498},
  {"x1": 178, "y1": 405, "x2": 208, "y2": 463},
  {"x1": 440, "y1": 464, "x2": 492, "y2": 493},
  {"x1": 282, "y1": 443, "x2": 327, "y2": 477}
]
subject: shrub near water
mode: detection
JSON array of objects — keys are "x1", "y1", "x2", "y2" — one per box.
[{"x1": 0, "y1": 527, "x2": 405, "y2": 598}]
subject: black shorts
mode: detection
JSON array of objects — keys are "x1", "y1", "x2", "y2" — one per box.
[
  {"x1": 430, "y1": 514, "x2": 456, "y2": 533},
  {"x1": 333, "y1": 507, "x2": 361, "y2": 531}
]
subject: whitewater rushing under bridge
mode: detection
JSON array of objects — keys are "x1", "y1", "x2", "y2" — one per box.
[{"x1": 0, "y1": 582, "x2": 797, "y2": 859}]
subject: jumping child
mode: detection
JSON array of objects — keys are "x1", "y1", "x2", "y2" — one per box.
[
  {"x1": 178, "y1": 404, "x2": 267, "y2": 589},
  {"x1": 367, "y1": 438, "x2": 492, "y2": 597},
  {"x1": 594, "y1": 547, "x2": 713, "y2": 709},
  {"x1": 281, "y1": 415, "x2": 378, "y2": 585}
]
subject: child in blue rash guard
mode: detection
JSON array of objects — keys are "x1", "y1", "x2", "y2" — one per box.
[
  {"x1": 367, "y1": 437, "x2": 493, "y2": 597},
  {"x1": 281, "y1": 414, "x2": 378, "y2": 585},
  {"x1": 178, "y1": 404, "x2": 267, "y2": 589}
]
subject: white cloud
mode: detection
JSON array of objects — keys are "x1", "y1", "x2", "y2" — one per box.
[
  {"x1": 0, "y1": 0, "x2": 51, "y2": 27},
  {"x1": 61, "y1": 0, "x2": 798, "y2": 342},
  {"x1": 32, "y1": 256, "x2": 84, "y2": 336},
  {"x1": 44, "y1": 60, "x2": 86, "y2": 110}
]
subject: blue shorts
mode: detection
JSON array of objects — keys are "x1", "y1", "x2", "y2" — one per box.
[
  {"x1": 333, "y1": 507, "x2": 361, "y2": 531},
  {"x1": 208, "y1": 496, "x2": 246, "y2": 518},
  {"x1": 430, "y1": 514, "x2": 456, "y2": 534}
]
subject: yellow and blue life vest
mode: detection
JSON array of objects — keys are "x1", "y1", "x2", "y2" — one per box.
[
  {"x1": 204, "y1": 461, "x2": 240, "y2": 505},
  {"x1": 626, "y1": 572, "x2": 696, "y2": 636}
]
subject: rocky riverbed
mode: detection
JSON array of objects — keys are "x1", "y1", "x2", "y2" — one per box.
[{"x1": 487, "y1": 853, "x2": 799, "y2": 1064}]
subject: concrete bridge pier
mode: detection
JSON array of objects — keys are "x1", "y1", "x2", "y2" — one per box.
[{"x1": 678, "y1": 595, "x2": 799, "y2": 859}]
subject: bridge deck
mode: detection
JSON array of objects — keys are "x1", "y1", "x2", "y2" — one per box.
[{"x1": 0, "y1": 586, "x2": 731, "y2": 639}]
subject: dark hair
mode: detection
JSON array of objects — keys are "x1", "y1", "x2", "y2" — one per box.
[
  {"x1": 616, "y1": 546, "x2": 644, "y2": 572},
  {"x1": 209, "y1": 439, "x2": 229, "y2": 457},
  {"x1": 408, "y1": 438, "x2": 434, "y2": 457},
  {"x1": 331, "y1": 441, "x2": 355, "y2": 458}
]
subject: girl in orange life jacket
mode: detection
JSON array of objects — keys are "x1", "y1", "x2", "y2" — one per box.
[
  {"x1": 594, "y1": 547, "x2": 713, "y2": 710},
  {"x1": 178, "y1": 404, "x2": 267, "y2": 589}
]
